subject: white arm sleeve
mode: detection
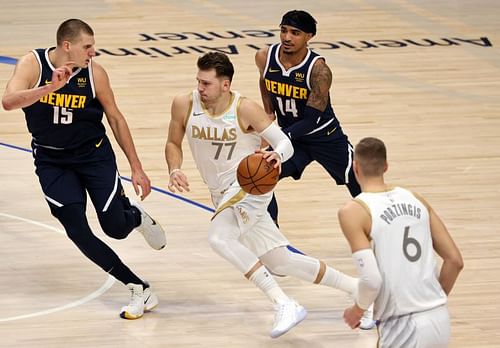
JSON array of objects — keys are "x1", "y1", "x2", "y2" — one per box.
[
  {"x1": 259, "y1": 123, "x2": 294, "y2": 162},
  {"x1": 352, "y1": 248, "x2": 383, "y2": 310}
]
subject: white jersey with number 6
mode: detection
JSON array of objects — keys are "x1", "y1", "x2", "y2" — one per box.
[
  {"x1": 355, "y1": 187, "x2": 447, "y2": 321},
  {"x1": 185, "y1": 90, "x2": 261, "y2": 196}
]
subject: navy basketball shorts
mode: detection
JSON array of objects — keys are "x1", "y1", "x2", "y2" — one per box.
[
  {"x1": 281, "y1": 134, "x2": 354, "y2": 185},
  {"x1": 33, "y1": 136, "x2": 123, "y2": 213}
]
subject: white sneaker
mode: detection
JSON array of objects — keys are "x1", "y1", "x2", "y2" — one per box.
[
  {"x1": 130, "y1": 200, "x2": 166, "y2": 250},
  {"x1": 270, "y1": 300, "x2": 307, "y2": 338},
  {"x1": 359, "y1": 305, "x2": 377, "y2": 330},
  {"x1": 120, "y1": 283, "x2": 159, "y2": 320}
]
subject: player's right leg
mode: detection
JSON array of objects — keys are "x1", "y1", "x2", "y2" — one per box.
[{"x1": 209, "y1": 208, "x2": 307, "y2": 338}]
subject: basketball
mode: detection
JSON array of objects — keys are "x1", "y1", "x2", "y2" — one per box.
[{"x1": 237, "y1": 153, "x2": 279, "y2": 195}]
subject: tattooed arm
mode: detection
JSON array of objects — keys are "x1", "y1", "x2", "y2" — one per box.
[
  {"x1": 281, "y1": 59, "x2": 332, "y2": 139},
  {"x1": 306, "y1": 59, "x2": 331, "y2": 112}
]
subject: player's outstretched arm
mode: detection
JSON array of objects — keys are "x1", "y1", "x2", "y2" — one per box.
[
  {"x1": 93, "y1": 62, "x2": 151, "y2": 200},
  {"x1": 239, "y1": 98, "x2": 293, "y2": 169},
  {"x1": 339, "y1": 201, "x2": 382, "y2": 329},
  {"x1": 165, "y1": 94, "x2": 190, "y2": 193}
]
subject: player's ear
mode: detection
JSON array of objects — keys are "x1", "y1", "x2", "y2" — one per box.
[
  {"x1": 62, "y1": 40, "x2": 71, "y2": 52},
  {"x1": 353, "y1": 160, "x2": 360, "y2": 178},
  {"x1": 383, "y1": 161, "x2": 389, "y2": 173}
]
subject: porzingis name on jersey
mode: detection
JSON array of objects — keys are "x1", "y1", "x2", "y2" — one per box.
[
  {"x1": 191, "y1": 125, "x2": 237, "y2": 141},
  {"x1": 39, "y1": 92, "x2": 87, "y2": 109},
  {"x1": 264, "y1": 79, "x2": 308, "y2": 100},
  {"x1": 380, "y1": 202, "x2": 421, "y2": 225}
]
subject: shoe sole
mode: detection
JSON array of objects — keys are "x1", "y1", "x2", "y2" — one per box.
[
  {"x1": 120, "y1": 311, "x2": 143, "y2": 320},
  {"x1": 270, "y1": 307, "x2": 308, "y2": 338},
  {"x1": 140, "y1": 227, "x2": 166, "y2": 251}
]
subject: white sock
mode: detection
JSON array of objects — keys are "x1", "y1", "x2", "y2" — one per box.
[
  {"x1": 319, "y1": 267, "x2": 358, "y2": 294},
  {"x1": 248, "y1": 266, "x2": 289, "y2": 304}
]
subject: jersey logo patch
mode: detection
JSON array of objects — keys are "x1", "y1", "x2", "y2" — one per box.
[
  {"x1": 223, "y1": 113, "x2": 236, "y2": 122},
  {"x1": 45, "y1": 79, "x2": 52, "y2": 85},
  {"x1": 294, "y1": 72, "x2": 305, "y2": 83},
  {"x1": 95, "y1": 138, "x2": 104, "y2": 148},
  {"x1": 193, "y1": 111, "x2": 204, "y2": 116},
  {"x1": 77, "y1": 77, "x2": 87, "y2": 88},
  {"x1": 268, "y1": 68, "x2": 280, "y2": 73}
]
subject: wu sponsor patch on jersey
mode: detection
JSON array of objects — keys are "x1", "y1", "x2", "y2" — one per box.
[{"x1": 77, "y1": 77, "x2": 87, "y2": 88}]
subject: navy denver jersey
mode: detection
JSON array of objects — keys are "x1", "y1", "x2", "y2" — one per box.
[
  {"x1": 263, "y1": 43, "x2": 342, "y2": 139},
  {"x1": 22, "y1": 48, "x2": 105, "y2": 150}
]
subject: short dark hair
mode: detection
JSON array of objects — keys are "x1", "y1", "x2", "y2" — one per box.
[
  {"x1": 280, "y1": 10, "x2": 317, "y2": 36},
  {"x1": 197, "y1": 52, "x2": 234, "y2": 82},
  {"x1": 56, "y1": 19, "x2": 94, "y2": 46},
  {"x1": 354, "y1": 137, "x2": 387, "y2": 177}
]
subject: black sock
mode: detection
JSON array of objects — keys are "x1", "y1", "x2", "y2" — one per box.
[{"x1": 109, "y1": 262, "x2": 146, "y2": 287}]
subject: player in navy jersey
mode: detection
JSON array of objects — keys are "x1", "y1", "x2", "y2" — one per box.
[
  {"x1": 2, "y1": 18, "x2": 165, "y2": 319},
  {"x1": 255, "y1": 10, "x2": 361, "y2": 222},
  {"x1": 256, "y1": 10, "x2": 378, "y2": 329}
]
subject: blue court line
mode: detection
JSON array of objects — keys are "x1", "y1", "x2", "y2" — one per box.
[
  {"x1": 0, "y1": 140, "x2": 304, "y2": 255},
  {"x1": 120, "y1": 176, "x2": 214, "y2": 213},
  {"x1": 0, "y1": 142, "x2": 215, "y2": 213},
  {"x1": 0, "y1": 142, "x2": 32, "y2": 153},
  {"x1": 0, "y1": 56, "x2": 17, "y2": 65}
]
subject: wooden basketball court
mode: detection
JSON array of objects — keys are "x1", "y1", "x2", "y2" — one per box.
[{"x1": 1, "y1": 1, "x2": 499, "y2": 347}]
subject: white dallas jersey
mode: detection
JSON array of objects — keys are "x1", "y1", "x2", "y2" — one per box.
[
  {"x1": 356, "y1": 187, "x2": 447, "y2": 321},
  {"x1": 186, "y1": 90, "x2": 261, "y2": 196}
]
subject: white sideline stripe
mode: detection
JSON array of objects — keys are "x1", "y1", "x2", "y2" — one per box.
[{"x1": 0, "y1": 212, "x2": 116, "y2": 322}]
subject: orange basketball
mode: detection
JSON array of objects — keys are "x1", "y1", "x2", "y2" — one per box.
[{"x1": 237, "y1": 153, "x2": 279, "y2": 195}]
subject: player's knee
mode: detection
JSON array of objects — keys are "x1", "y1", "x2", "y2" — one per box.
[
  {"x1": 262, "y1": 260, "x2": 287, "y2": 276},
  {"x1": 100, "y1": 218, "x2": 128, "y2": 239},
  {"x1": 208, "y1": 231, "x2": 227, "y2": 254},
  {"x1": 53, "y1": 204, "x2": 92, "y2": 243}
]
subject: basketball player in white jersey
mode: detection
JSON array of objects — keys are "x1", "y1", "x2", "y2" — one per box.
[
  {"x1": 339, "y1": 137, "x2": 463, "y2": 347},
  {"x1": 165, "y1": 52, "x2": 364, "y2": 338}
]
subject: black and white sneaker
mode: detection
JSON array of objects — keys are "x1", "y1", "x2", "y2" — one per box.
[
  {"x1": 130, "y1": 200, "x2": 166, "y2": 250},
  {"x1": 120, "y1": 283, "x2": 159, "y2": 320}
]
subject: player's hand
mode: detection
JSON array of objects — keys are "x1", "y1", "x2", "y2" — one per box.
[
  {"x1": 131, "y1": 168, "x2": 151, "y2": 200},
  {"x1": 49, "y1": 62, "x2": 75, "y2": 92},
  {"x1": 256, "y1": 148, "x2": 282, "y2": 173},
  {"x1": 343, "y1": 305, "x2": 365, "y2": 329},
  {"x1": 168, "y1": 169, "x2": 190, "y2": 193}
]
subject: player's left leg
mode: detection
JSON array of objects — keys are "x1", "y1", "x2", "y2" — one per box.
[
  {"x1": 267, "y1": 144, "x2": 312, "y2": 223},
  {"x1": 313, "y1": 137, "x2": 361, "y2": 197},
  {"x1": 260, "y1": 244, "x2": 357, "y2": 294}
]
